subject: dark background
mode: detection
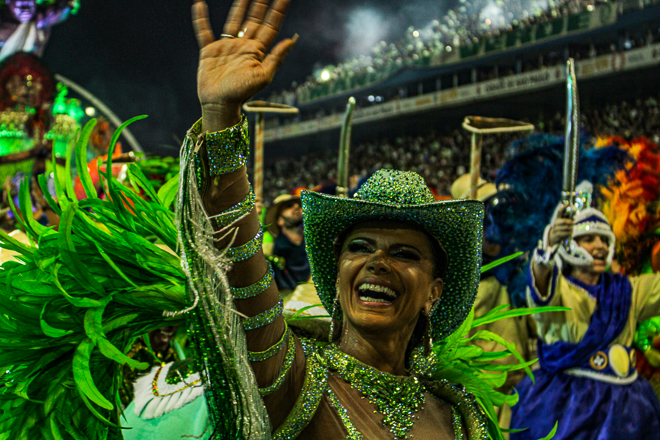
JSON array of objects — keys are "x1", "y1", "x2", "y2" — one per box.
[{"x1": 41, "y1": 0, "x2": 457, "y2": 154}]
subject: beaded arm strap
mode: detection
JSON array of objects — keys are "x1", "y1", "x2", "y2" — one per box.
[
  {"x1": 230, "y1": 263, "x2": 274, "y2": 300},
  {"x1": 258, "y1": 331, "x2": 296, "y2": 397},
  {"x1": 242, "y1": 297, "x2": 283, "y2": 331},
  {"x1": 226, "y1": 229, "x2": 264, "y2": 263},
  {"x1": 248, "y1": 322, "x2": 291, "y2": 362},
  {"x1": 191, "y1": 115, "x2": 250, "y2": 177},
  {"x1": 212, "y1": 189, "x2": 256, "y2": 229}
]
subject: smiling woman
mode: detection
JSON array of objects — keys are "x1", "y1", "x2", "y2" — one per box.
[
  {"x1": 171, "y1": 0, "x2": 525, "y2": 439},
  {"x1": 333, "y1": 222, "x2": 444, "y2": 372}
]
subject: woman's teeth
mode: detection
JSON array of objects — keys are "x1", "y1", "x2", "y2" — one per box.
[{"x1": 357, "y1": 283, "x2": 397, "y2": 302}]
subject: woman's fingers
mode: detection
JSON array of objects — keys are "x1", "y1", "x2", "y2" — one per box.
[
  {"x1": 192, "y1": 1, "x2": 216, "y2": 49},
  {"x1": 241, "y1": 0, "x2": 270, "y2": 38},
  {"x1": 254, "y1": 0, "x2": 289, "y2": 47},
  {"x1": 262, "y1": 35, "x2": 297, "y2": 80},
  {"x1": 223, "y1": 0, "x2": 251, "y2": 36}
]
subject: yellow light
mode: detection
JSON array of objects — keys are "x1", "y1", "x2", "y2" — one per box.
[
  {"x1": 485, "y1": 18, "x2": 491, "y2": 25},
  {"x1": 85, "y1": 107, "x2": 96, "y2": 117},
  {"x1": 412, "y1": 30, "x2": 420, "y2": 38},
  {"x1": 320, "y1": 70, "x2": 331, "y2": 81}
]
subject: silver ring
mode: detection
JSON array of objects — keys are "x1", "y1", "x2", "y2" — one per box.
[{"x1": 220, "y1": 34, "x2": 236, "y2": 39}]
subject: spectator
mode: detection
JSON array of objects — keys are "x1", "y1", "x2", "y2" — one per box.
[{"x1": 264, "y1": 194, "x2": 311, "y2": 293}]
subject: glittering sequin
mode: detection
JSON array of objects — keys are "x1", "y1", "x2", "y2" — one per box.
[
  {"x1": 299, "y1": 336, "x2": 321, "y2": 357},
  {"x1": 423, "y1": 379, "x2": 489, "y2": 440},
  {"x1": 326, "y1": 385, "x2": 364, "y2": 440},
  {"x1": 323, "y1": 344, "x2": 425, "y2": 439},
  {"x1": 231, "y1": 263, "x2": 274, "y2": 300},
  {"x1": 270, "y1": 338, "x2": 490, "y2": 440},
  {"x1": 196, "y1": 115, "x2": 250, "y2": 177},
  {"x1": 300, "y1": 169, "x2": 484, "y2": 340},
  {"x1": 213, "y1": 189, "x2": 256, "y2": 228},
  {"x1": 226, "y1": 229, "x2": 264, "y2": 262},
  {"x1": 273, "y1": 341, "x2": 328, "y2": 440},
  {"x1": 452, "y1": 405, "x2": 464, "y2": 440},
  {"x1": 242, "y1": 297, "x2": 283, "y2": 331},
  {"x1": 248, "y1": 322, "x2": 291, "y2": 362},
  {"x1": 259, "y1": 331, "x2": 296, "y2": 397},
  {"x1": 409, "y1": 345, "x2": 436, "y2": 375}
]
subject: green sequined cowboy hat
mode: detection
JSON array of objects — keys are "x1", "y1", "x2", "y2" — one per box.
[{"x1": 301, "y1": 169, "x2": 484, "y2": 340}]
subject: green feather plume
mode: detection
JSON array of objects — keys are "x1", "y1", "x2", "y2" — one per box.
[
  {"x1": 0, "y1": 117, "x2": 186, "y2": 440},
  {"x1": 431, "y1": 253, "x2": 566, "y2": 440}
]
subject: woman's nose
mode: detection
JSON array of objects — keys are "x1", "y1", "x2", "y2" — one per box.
[{"x1": 366, "y1": 250, "x2": 391, "y2": 274}]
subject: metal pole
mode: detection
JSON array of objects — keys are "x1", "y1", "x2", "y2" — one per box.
[
  {"x1": 337, "y1": 97, "x2": 356, "y2": 198},
  {"x1": 243, "y1": 101, "x2": 298, "y2": 202},
  {"x1": 254, "y1": 113, "x2": 265, "y2": 202},
  {"x1": 469, "y1": 132, "x2": 483, "y2": 200}
]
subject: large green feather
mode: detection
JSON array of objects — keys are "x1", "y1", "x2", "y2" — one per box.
[
  {"x1": 0, "y1": 118, "x2": 185, "y2": 440},
  {"x1": 431, "y1": 304, "x2": 568, "y2": 440}
]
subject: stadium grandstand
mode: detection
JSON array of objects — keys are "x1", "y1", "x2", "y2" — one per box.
[{"x1": 258, "y1": 0, "x2": 660, "y2": 204}]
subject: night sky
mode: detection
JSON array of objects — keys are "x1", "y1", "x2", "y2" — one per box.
[{"x1": 41, "y1": 0, "x2": 457, "y2": 154}]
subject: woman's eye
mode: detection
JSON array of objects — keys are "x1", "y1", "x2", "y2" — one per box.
[
  {"x1": 347, "y1": 242, "x2": 371, "y2": 253},
  {"x1": 393, "y1": 250, "x2": 420, "y2": 260}
]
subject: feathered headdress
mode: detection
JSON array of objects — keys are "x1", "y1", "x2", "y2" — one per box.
[{"x1": 598, "y1": 136, "x2": 660, "y2": 274}]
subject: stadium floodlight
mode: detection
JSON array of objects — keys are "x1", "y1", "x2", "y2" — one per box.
[
  {"x1": 461, "y1": 116, "x2": 534, "y2": 200},
  {"x1": 242, "y1": 101, "x2": 299, "y2": 203}
]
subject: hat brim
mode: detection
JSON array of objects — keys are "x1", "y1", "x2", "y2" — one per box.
[{"x1": 301, "y1": 191, "x2": 484, "y2": 340}]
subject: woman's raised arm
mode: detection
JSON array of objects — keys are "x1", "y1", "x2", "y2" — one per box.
[{"x1": 189, "y1": 0, "x2": 302, "y2": 429}]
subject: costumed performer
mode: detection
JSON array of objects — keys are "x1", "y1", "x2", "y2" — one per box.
[
  {"x1": 451, "y1": 174, "x2": 536, "y2": 436},
  {"x1": 510, "y1": 183, "x2": 660, "y2": 440},
  {"x1": 183, "y1": 0, "x2": 545, "y2": 438}
]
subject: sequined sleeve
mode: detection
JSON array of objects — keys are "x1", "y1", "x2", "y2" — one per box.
[{"x1": 178, "y1": 117, "x2": 305, "y2": 434}]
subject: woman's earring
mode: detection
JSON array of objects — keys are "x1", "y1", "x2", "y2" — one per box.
[
  {"x1": 329, "y1": 297, "x2": 341, "y2": 343},
  {"x1": 423, "y1": 314, "x2": 433, "y2": 356},
  {"x1": 423, "y1": 300, "x2": 436, "y2": 356}
]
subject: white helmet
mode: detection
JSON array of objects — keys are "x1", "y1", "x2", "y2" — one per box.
[{"x1": 546, "y1": 181, "x2": 616, "y2": 268}]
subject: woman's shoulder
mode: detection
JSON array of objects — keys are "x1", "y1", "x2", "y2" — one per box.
[
  {"x1": 423, "y1": 378, "x2": 489, "y2": 439},
  {"x1": 271, "y1": 336, "x2": 328, "y2": 440}
]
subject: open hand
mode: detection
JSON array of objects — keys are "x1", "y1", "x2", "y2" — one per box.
[{"x1": 192, "y1": 0, "x2": 297, "y2": 131}]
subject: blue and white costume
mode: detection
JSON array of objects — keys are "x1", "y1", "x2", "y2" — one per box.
[{"x1": 510, "y1": 207, "x2": 660, "y2": 440}]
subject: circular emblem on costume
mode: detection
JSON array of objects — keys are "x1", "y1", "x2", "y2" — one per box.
[
  {"x1": 590, "y1": 351, "x2": 608, "y2": 371},
  {"x1": 609, "y1": 345, "x2": 630, "y2": 377},
  {"x1": 630, "y1": 349, "x2": 637, "y2": 368}
]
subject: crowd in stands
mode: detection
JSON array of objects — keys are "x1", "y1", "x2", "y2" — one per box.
[
  {"x1": 268, "y1": 0, "x2": 616, "y2": 106},
  {"x1": 262, "y1": 94, "x2": 660, "y2": 204}
]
